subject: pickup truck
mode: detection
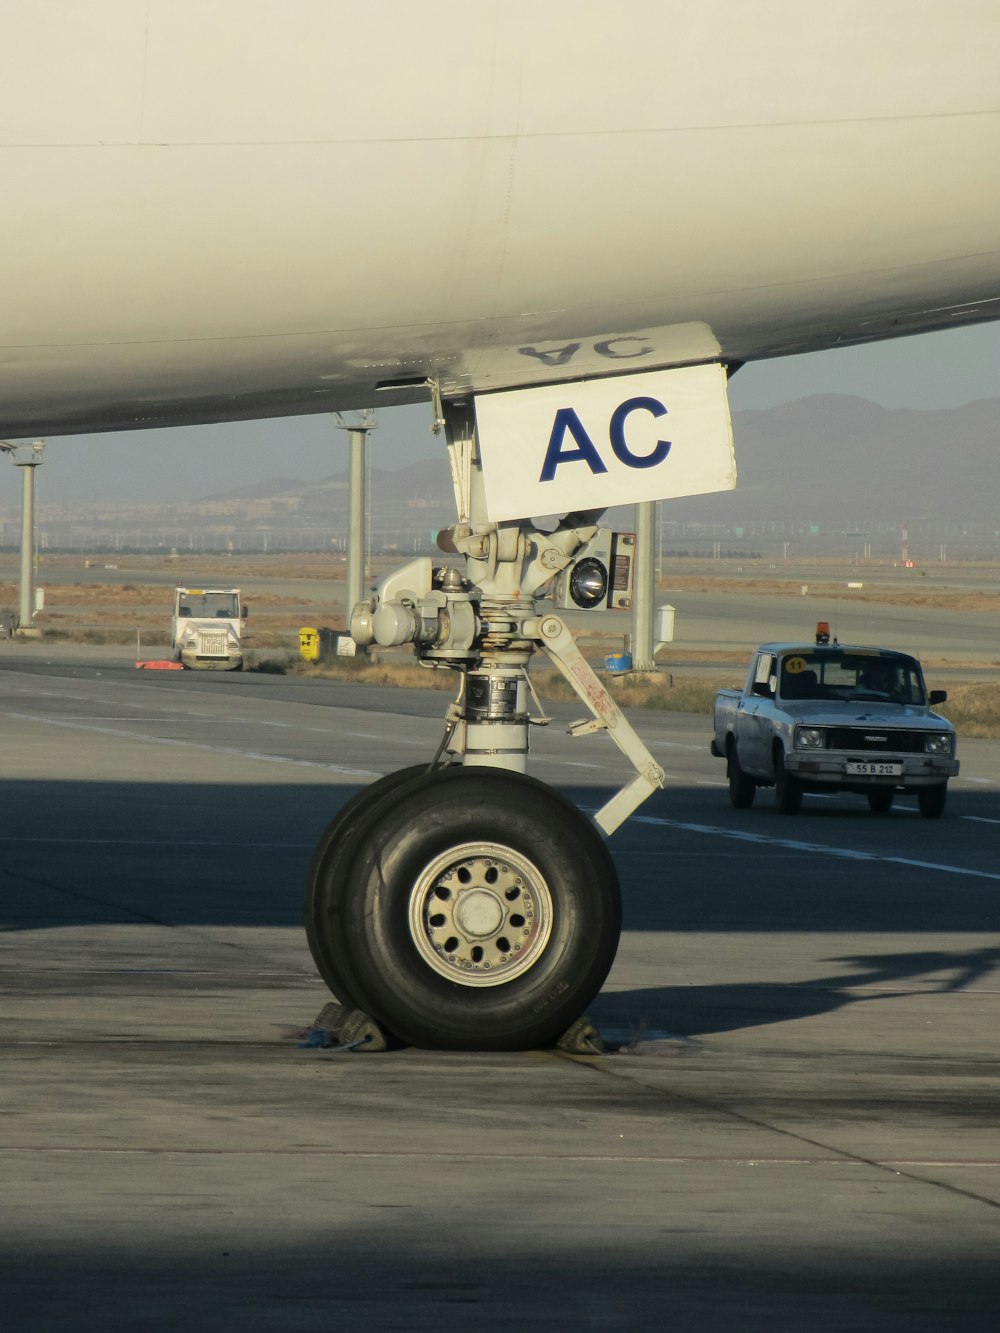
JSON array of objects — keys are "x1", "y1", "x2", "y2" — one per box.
[{"x1": 710, "y1": 643, "x2": 959, "y2": 817}]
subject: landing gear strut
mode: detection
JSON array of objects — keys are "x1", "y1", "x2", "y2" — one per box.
[{"x1": 303, "y1": 398, "x2": 664, "y2": 1049}]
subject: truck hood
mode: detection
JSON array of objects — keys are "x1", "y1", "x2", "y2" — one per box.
[
  {"x1": 778, "y1": 700, "x2": 953, "y2": 731},
  {"x1": 181, "y1": 618, "x2": 239, "y2": 633}
]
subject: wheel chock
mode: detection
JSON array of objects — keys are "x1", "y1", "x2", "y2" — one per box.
[
  {"x1": 556, "y1": 1015, "x2": 606, "y2": 1055},
  {"x1": 300, "y1": 1001, "x2": 391, "y2": 1053}
]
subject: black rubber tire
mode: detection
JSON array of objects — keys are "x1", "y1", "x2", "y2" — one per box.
[
  {"x1": 866, "y1": 788, "x2": 895, "y2": 815},
  {"x1": 773, "y1": 749, "x2": 802, "y2": 815},
  {"x1": 316, "y1": 766, "x2": 621, "y2": 1050},
  {"x1": 727, "y1": 742, "x2": 756, "y2": 809},
  {"x1": 918, "y1": 783, "x2": 948, "y2": 819},
  {"x1": 304, "y1": 764, "x2": 448, "y2": 1003}
]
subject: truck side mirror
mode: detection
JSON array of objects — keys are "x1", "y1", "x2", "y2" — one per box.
[
  {"x1": 242, "y1": 606, "x2": 249, "y2": 618},
  {"x1": 928, "y1": 689, "x2": 947, "y2": 705}
]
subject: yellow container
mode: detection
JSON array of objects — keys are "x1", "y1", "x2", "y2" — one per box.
[{"x1": 299, "y1": 627, "x2": 320, "y2": 662}]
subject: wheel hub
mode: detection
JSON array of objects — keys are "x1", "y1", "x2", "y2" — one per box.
[
  {"x1": 408, "y1": 842, "x2": 553, "y2": 987},
  {"x1": 453, "y1": 888, "x2": 505, "y2": 939}
]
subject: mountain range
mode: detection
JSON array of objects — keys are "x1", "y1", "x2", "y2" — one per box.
[
  {"x1": 201, "y1": 393, "x2": 1000, "y2": 527},
  {"x1": 17, "y1": 394, "x2": 1000, "y2": 554}
]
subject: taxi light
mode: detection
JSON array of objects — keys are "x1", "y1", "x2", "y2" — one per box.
[
  {"x1": 568, "y1": 557, "x2": 609, "y2": 610},
  {"x1": 795, "y1": 726, "x2": 826, "y2": 750},
  {"x1": 553, "y1": 530, "x2": 635, "y2": 611}
]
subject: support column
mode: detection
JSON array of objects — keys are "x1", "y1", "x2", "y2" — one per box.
[
  {"x1": 347, "y1": 428, "x2": 366, "y2": 619},
  {"x1": 19, "y1": 462, "x2": 35, "y2": 628},
  {"x1": 335, "y1": 412, "x2": 376, "y2": 627},
  {"x1": 0, "y1": 439, "x2": 45, "y2": 635},
  {"x1": 631, "y1": 500, "x2": 657, "y2": 672}
]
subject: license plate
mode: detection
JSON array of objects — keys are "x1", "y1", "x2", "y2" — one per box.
[{"x1": 847, "y1": 761, "x2": 902, "y2": 777}]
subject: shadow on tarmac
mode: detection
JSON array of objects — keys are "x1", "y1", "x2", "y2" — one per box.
[
  {"x1": 594, "y1": 945, "x2": 1000, "y2": 1042},
  {"x1": 2, "y1": 1242, "x2": 999, "y2": 1332},
  {"x1": 4, "y1": 777, "x2": 1000, "y2": 1047},
  {"x1": 2, "y1": 777, "x2": 999, "y2": 928}
]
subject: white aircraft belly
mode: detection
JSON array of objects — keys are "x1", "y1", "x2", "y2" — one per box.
[{"x1": 1, "y1": 0, "x2": 998, "y2": 434}]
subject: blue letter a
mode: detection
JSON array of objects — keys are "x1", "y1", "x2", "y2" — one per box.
[{"x1": 539, "y1": 409, "x2": 609, "y2": 482}]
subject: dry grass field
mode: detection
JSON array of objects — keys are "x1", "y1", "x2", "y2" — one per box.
[
  {"x1": 290, "y1": 654, "x2": 999, "y2": 738},
  {"x1": 4, "y1": 553, "x2": 999, "y2": 735}
]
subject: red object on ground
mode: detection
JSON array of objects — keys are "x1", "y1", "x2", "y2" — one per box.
[{"x1": 135, "y1": 660, "x2": 184, "y2": 670}]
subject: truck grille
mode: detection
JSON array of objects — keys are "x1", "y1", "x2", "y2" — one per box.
[
  {"x1": 197, "y1": 631, "x2": 229, "y2": 657},
  {"x1": 826, "y1": 727, "x2": 926, "y2": 754}
]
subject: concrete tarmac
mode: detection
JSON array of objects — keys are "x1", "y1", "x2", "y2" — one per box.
[{"x1": 2, "y1": 646, "x2": 999, "y2": 1330}]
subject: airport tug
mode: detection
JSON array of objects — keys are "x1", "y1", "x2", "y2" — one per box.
[{"x1": 303, "y1": 398, "x2": 666, "y2": 1050}]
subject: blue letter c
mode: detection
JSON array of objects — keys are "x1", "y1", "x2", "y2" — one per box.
[{"x1": 609, "y1": 397, "x2": 671, "y2": 469}]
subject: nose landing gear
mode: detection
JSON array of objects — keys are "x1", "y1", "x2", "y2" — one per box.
[{"x1": 303, "y1": 398, "x2": 663, "y2": 1049}]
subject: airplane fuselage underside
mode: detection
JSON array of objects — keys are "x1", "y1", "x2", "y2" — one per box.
[{"x1": 1, "y1": 1, "x2": 999, "y2": 435}]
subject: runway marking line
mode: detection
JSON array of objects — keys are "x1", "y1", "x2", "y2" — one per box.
[
  {"x1": 1, "y1": 711, "x2": 379, "y2": 779},
  {"x1": 2, "y1": 1145, "x2": 999, "y2": 1167},
  {"x1": 632, "y1": 814, "x2": 1000, "y2": 882},
  {"x1": 0, "y1": 837, "x2": 311, "y2": 847}
]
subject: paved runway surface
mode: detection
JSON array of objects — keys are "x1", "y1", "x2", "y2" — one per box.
[{"x1": 2, "y1": 646, "x2": 999, "y2": 1330}]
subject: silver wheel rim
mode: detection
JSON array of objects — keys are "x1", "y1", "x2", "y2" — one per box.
[{"x1": 407, "y1": 841, "x2": 553, "y2": 988}]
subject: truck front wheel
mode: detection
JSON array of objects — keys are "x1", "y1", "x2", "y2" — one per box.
[
  {"x1": 774, "y1": 748, "x2": 802, "y2": 815},
  {"x1": 727, "y1": 742, "x2": 756, "y2": 808},
  {"x1": 918, "y1": 783, "x2": 948, "y2": 819}
]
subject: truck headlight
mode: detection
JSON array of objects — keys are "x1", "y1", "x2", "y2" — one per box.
[
  {"x1": 794, "y1": 726, "x2": 826, "y2": 750},
  {"x1": 924, "y1": 733, "x2": 954, "y2": 755}
]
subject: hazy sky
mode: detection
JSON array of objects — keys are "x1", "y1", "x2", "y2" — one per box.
[{"x1": 7, "y1": 322, "x2": 999, "y2": 507}]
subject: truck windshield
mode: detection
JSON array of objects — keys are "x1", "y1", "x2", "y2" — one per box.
[
  {"x1": 176, "y1": 592, "x2": 239, "y2": 619},
  {"x1": 779, "y1": 652, "x2": 924, "y2": 704}
]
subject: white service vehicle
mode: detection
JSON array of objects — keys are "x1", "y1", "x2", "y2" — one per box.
[{"x1": 172, "y1": 588, "x2": 246, "y2": 671}]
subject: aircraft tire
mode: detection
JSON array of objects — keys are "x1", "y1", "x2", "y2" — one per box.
[
  {"x1": 727, "y1": 742, "x2": 756, "y2": 808},
  {"x1": 773, "y1": 748, "x2": 803, "y2": 815},
  {"x1": 318, "y1": 766, "x2": 621, "y2": 1050},
  {"x1": 304, "y1": 764, "x2": 447, "y2": 1004}
]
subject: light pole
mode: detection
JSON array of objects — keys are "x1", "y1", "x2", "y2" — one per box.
[{"x1": 0, "y1": 439, "x2": 45, "y2": 635}]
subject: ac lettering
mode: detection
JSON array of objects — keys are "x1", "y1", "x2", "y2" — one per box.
[
  {"x1": 518, "y1": 334, "x2": 653, "y2": 366},
  {"x1": 538, "y1": 409, "x2": 609, "y2": 482},
  {"x1": 609, "y1": 396, "x2": 671, "y2": 469},
  {"x1": 518, "y1": 343, "x2": 582, "y2": 368},
  {"x1": 538, "y1": 397, "x2": 671, "y2": 482},
  {"x1": 593, "y1": 336, "x2": 654, "y2": 360}
]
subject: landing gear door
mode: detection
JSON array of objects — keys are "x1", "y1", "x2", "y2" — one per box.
[{"x1": 473, "y1": 363, "x2": 736, "y2": 522}]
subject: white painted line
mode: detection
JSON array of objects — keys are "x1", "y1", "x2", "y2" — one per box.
[
  {"x1": 887, "y1": 856, "x2": 1000, "y2": 879},
  {"x1": 632, "y1": 814, "x2": 1000, "y2": 882},
  {"x1": 962, "y1": 816, "x2": 1000, "y2": 825},
  {"x1": 346, "y1": 730, "x2": 431, "y2": 746},
  {"x1": 0, "y1": 837, "x2": 311, "y2": 847},
  {"x1": 14, "y1": 687, "x2": 215, "y2": 719},
  {"x1": 1, "y1": 712, "x2": 379, "y2": 778}
]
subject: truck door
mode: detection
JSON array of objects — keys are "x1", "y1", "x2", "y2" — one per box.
[{"x1": 738, "y1": 652, "x2": 777, "y2": 773}]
